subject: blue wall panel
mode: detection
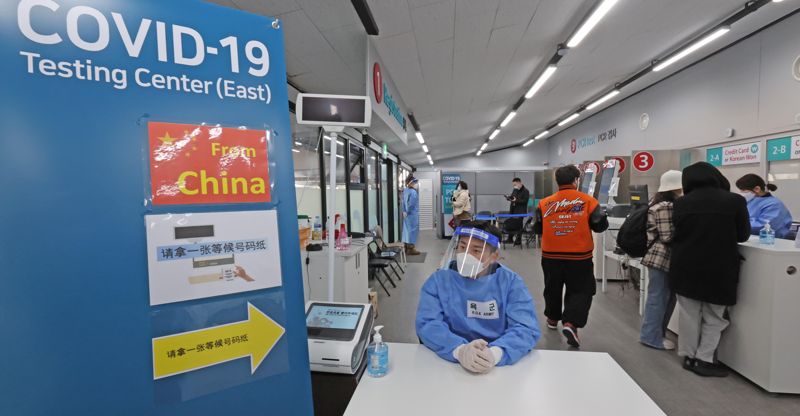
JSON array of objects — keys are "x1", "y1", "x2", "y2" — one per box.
[{"x1": 0, "y1": 1, "x2": 312, "y2": 414}]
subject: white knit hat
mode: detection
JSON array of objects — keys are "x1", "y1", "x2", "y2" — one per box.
[{"x1": 658, "y1": 170, "x2": 683, "y2": 192}]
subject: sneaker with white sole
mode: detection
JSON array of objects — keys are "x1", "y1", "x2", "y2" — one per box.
[
  {"x1": 662, "y1": 339, "x2": 676, "y2": 350},
  {"x1": 562, "y1": 323, "x2": 580, "y2": 348},
  {"x1": 546, "y1": 318, "x2": 558, "y2": 330}
]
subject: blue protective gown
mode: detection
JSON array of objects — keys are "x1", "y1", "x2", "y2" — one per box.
[
  {"x1": 747, "y1": 194, "x2": 793, "y2": 239},
  {"x1": 402, "y1": 188, "x2": 419, "y2": 244},
  {"x1": 415, "y1": 264, "x2": 541, "y2": 366}
]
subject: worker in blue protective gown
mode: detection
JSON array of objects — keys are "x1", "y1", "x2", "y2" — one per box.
[
  {"x1": 416, "y1": 221, "x2": 540, "y2": 373},
  {"x1": 402, "y1": 175, "x2": 421, "y2": 255},
  {"x1": 735, "y1": 174, "x2": 793, "y2": 239}
]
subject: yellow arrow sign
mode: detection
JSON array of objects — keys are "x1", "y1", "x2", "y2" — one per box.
[{"x1": 152, "y1": 302, "x2": 285, "y2": 379}]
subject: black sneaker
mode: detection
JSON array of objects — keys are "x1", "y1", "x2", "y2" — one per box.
[
  {"x1": 691, "y1": 360, "x2": 730, "y2": 377},
  {"x1": 682, "y1": 357, "x2": 696, "y2": 371},
  {"x1": 562, "y1": 323, "x2": 580, "y2": 348}
]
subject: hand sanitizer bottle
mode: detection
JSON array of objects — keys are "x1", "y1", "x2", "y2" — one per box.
[
  {"x1": 759, "y1": 223, "x2": 775, "y2": 245},
  {"x1": 367, "y1": 325, "x2": 388, "y2": 377}
]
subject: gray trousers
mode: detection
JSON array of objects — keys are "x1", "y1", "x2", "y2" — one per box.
[{"x1": 677, "y1": 295, "x2": 729, "y2": 363}]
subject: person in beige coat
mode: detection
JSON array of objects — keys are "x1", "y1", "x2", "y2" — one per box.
[{"x1": 452, "y1": 181, "x2": 472, "y2": 227}]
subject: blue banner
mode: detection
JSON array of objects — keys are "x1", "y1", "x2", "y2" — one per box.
[
  {"x1": 442, "y1": 173, "x2": 461, "y2": 214},
  {"x1": 0, "y1": 1, "x2": 312, "y2": 415}
]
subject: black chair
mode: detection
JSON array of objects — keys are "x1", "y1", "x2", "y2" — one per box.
[
  {"x1": 498, "y1": 211, "x2": 525, "y2": 249},
  {"x1": 368, "y1": 241, "x2": 403, "y2": 282},
  {"x1": 368, "y1": 261, "x2": 393, "y2": 296},
  {"x1": 522, "y1": 217, "x2": 538, "y2": 248},
  {"x1": 367, "y1": 248, "x2": 396, "y2": 296},
  {"x1": 374, "y1": 236, "x2": 405, "y2": 273}
]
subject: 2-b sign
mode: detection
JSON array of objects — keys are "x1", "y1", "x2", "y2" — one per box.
[{"x1": 633, "y1": 151, "x2": 654, "y2": 172}]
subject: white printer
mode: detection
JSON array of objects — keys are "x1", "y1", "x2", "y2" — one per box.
[{"x1": 306, "y1": 302, "x2": 374, "y2": 374}]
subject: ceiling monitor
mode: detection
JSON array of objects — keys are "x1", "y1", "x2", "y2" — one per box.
[{"x1": 296, "y1": 94, "x2": 372, "y2": 128}]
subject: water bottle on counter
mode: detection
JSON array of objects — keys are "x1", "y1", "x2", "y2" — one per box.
[
  {"x1": 367, "y1": 325, "x2": 388, "y2": 377},
  {"x1": 759, "y1": 223, "x2": 775, "y2": 245},
  {"x1": 312, "y1": 216, "x2": 322, "y2": 240}
]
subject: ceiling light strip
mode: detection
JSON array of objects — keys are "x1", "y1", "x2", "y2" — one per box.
[
  {"x1": 566, "y1": 0, "x2": 619, "y2": 48},
  {"x1": 557, "y1": 113, "x2": 581, "y2": 127},
  {"x1": 500, "y1": 111, "x2": 517, "y2": 127},
  {"x1": 586, "y1": 89, "x2": 621, "y2": 110},
  {"x1": 653, "y1": 27, "x2": 730, "y2": 72},
  {"x1": 525, "y1": 65, "x2": 558, "y2": 99}
]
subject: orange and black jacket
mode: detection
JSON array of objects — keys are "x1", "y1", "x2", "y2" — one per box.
[{"x1": 535, "y1": 185, "x2": 609, "y2": 261}]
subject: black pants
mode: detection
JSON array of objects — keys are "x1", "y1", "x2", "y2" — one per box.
[
  {"x1": 541, "y1": 258, "x2": 596, "y2": 328},
  {"x1": 504, "y1": 218, "x2": 523, "y2": 244}
]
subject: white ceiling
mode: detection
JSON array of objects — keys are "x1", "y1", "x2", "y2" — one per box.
[{"x1": 208, "y1": 0, "x2": 800, "y2": 166}]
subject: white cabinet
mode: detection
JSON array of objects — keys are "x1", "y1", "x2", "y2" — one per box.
[
  {"x1": 301, "y1": 242, "x2": 370, "y2": 304},
  {"x1": 716, "y1": 237, "x2": 800, "y2": 393}
]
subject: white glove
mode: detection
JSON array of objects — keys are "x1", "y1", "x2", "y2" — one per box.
[{"x1": 454, "y1": 340, "x2": 495, "y2": 374}]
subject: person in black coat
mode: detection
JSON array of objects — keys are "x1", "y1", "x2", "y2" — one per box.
[
  {"x1": 504, "y1": 178, "x2": 530, "y2": 245},
  {"x1": 669, "y1": 162, "x2": 750, "y2": 377}
]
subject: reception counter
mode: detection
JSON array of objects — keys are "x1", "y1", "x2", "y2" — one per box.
[{"x1": 717, "y1": 236, "x2": 800, "y2": 393}]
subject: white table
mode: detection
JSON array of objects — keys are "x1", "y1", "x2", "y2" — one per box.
[{"x1": 344, "y1": 343, "x2": 665, "y2": 416}]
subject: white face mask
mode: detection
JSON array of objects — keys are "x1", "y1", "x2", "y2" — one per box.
[
  {"x1": 513, "y1": 185, "x2": 521, "y2": 190},
  {"x1": 740, "y1": 191, "x2": 755, "y2": 202},
  {"x1": 456, "y1": 252, "x2": 487, "y2": 279}
]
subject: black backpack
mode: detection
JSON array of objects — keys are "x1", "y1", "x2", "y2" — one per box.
[{"x1": 616, "y1": 204, "x2": 650, "y2": 258}]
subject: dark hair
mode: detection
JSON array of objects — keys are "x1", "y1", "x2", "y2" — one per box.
[
  {"x1": 458, "y1": 180, "x2": 468, "y2": 190},
  {"x1": 458, "y1": 220, "x2": 502, "y2": 242},
  {"x1": 512, "y1": 177, "x2": 522, "y2": 183},
  {"x1": 555, "y1": 165, "x2": 581, "y2": 186},
  {"x1": 651, "y1": 190, "x2": 678, "y2": 205},
  {"x1": 735, "y1": 174, "x2": 777, "y2": 192}
]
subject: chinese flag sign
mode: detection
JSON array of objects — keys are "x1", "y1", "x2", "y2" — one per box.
[{"x1": 148, "y1": 122, "x2": 270, "y2": 205}]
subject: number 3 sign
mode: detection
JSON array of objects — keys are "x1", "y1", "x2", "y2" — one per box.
[{"x1": 633, "y1": 151, "x2": 655, "y2": 172}]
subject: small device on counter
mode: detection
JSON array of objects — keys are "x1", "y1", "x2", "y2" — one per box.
[{"x1": 306, "y1": 301, "x2": 374, "y2": 374}]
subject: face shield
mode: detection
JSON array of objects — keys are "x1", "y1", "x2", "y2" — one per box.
[{"x1": 440, "y1": 227, "x2": 501, "y2": 279}]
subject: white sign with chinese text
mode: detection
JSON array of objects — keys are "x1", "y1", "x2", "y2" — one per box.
[{"x1": 145, "y1": 210, "x2": 282, "y2": 305}]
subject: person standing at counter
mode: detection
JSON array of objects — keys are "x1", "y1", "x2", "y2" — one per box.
[
  {"x1": 451, "y1": 181, "x2": 472, "y2": 227},
  {"x1": 639, "y1": 170, "x2": 682, "y2": 351},
  {"x1": 670, "y1": 162, "x2": 750, "y2": 377},
  {"x1": 402, "y1": 175, "x2": 421, "y2": 256},
  {"x1": 535, "y1": 165, "x2": 609, "y2": 348},
  {"x1": 416, "y1": 222, "x2": 540, "y2": 373},
  {"x1": 735, "y1": 174, "x2": 793, "y2": 239}
]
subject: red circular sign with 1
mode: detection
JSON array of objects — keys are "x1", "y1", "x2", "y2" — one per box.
[
  {"x1": 633, "y1": 151, "x2": 655, "y2": 172},
  {"x1": 570, "y1": 139, "x2": 577, "y2": 153},
  {"x1": 373, "y1": 63, "x2": 383, "y2": 104}
]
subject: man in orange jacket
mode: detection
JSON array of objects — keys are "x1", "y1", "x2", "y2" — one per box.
[{"x1": 535, "y1": 165, "x2": 608, "y2": 348}]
